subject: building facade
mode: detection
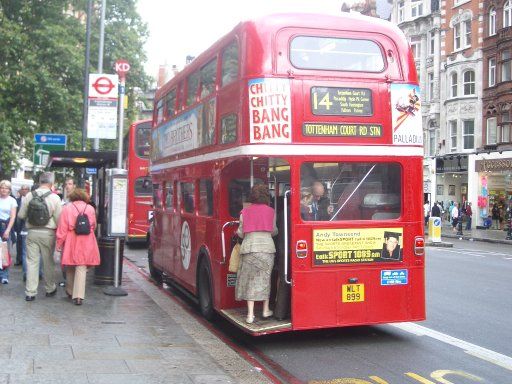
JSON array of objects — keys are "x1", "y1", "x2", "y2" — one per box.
[
  {"x1": 392, "y1": 0, "x2": 488, "y2": 224},
  {"x1": 480, "y1": 0, "x2": 512, "y2": 226}
]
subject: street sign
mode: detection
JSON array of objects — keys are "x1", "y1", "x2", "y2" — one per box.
[
  {"x1": 87, "y1": 73, "x2": 119, "y2": 139},
  {"x1": 86, "y1": 167, "x2": 97, "y2": 175},
  {"x1": 33, "y1": 134, "x2": 67, "y2": 167},
  {"x1": 115, "y1": 59, "x2": 130, "y2": 79}
]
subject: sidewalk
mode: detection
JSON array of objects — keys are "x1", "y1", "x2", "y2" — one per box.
[
  {"x1": 0, "y1": 253, "x2": 272, "y2": 384},
  {"x1": 427, "y1": 222, "x2": 512, "y2": 245}
]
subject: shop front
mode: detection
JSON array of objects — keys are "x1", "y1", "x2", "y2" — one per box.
[
  {"x1": 475, "y1": 155, "x2": 512, "y2": 229},
  {"x1": 435, "y1": 156, "x2": 468, "y2": 212}
]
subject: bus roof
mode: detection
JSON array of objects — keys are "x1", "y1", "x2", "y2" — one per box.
[{"x1": 155, "y1": 12, "x2": 410, "y2": 100}]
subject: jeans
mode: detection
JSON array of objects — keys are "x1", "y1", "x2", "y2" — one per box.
[
  {"x1": 465, "y1": 216, "x2": 472, "y2": 230},
  {"x1": 0, "y1": 265, "x2": 8, "y2": 280}
]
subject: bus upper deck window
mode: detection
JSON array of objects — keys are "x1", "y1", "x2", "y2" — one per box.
[
  {"x1": 186, "y1": 72, "x2": 200, "y2": 106},
  {"x1": 290, "y1": 36, "x2": 385, "y2": 72},
  {"x1": 200, "y1": 59, "x2": 217, "y2": 98},
  {"x1": 221, "y1": 42, "x2": 239, "y2": 86}
]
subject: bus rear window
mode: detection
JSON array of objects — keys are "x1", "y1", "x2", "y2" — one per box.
[
  {"x1": 290, "y1": 36, "x2": 385, "y2": 72},
  {"x1": 135, "y1": 176, "x2": 153, "y2": 196},
  {"x1": 300, "y1": 162, "x2": 401, "y2": 221}
]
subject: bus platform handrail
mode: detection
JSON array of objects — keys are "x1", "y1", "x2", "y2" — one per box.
[
  {"x1": 221, "y1": 220, "x2": 240, "y2": 265},
  {"x1": 284, "y1": 190, "x2": 291, "y2": 284}
]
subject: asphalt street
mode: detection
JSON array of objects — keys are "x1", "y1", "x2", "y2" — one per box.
[{"x1": 127, "y1": 240, "x2": 512, "y2": 384}]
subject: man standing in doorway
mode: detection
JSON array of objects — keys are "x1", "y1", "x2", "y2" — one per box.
[{"x1": 18, "y1": 172, "x2": 62, "y2": 301}]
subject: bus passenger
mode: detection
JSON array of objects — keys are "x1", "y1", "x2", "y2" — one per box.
[
  {"x1": 311, "y1": 181, "x2": 333, "y2": 221},
  {"x1": 300, "y1": 188, "x2": 313, "y2": 221},
  {"x1": 235, "y1": 184, "x2": 278, "y2": 324}
]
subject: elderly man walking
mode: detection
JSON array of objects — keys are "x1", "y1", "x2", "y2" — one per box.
[{"x1": 18, "y1": 172, "x2": 62, "y2": 301}]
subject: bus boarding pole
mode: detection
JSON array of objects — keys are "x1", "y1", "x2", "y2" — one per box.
[{"x1": 104, "y1": 60, "x2": 130, "y2": 297}]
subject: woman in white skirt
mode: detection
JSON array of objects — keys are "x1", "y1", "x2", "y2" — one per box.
[{"x1": 235, "y1": 184, "x2": 278, "y2": 324}]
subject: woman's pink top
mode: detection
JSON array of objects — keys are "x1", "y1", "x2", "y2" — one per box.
[{"x1": 240, "y1": 203, "x2": 275, "y2": 233}]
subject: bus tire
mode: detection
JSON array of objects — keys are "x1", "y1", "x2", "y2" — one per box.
[
  {"x1": 148, "y1": 247, "x2": 163, "y2": 286},
  {"x1": 197, "y1": 258, "x2": 215, "y2": 321}
]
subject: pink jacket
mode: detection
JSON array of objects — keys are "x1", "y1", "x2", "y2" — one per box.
[{"x1": 56, "y1": 201, "x2": 100, "y2": 267}]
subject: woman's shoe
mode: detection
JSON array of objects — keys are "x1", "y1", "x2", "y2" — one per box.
[
  {"x1": 262, "y1": 310, "x2": 273, "y2": 319},
  {"x1": 73, "y1": 298, "x2": 83, "y2": 306},
  {"x1": 245, "y1": 315, "x2": 255, "y2": 324},
  {"x1": 66, "y1": 292, "x2": 72, "y2": 299}
]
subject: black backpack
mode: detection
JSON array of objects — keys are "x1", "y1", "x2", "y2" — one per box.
[
  {"x1": 73, "y1": 204, "x2": 91, "y2": 235},
  {"x1": 27, "y1": 191, "x2": 52, "y2": 226}
]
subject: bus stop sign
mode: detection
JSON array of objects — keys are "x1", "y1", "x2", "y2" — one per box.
[{"x1": 115, "y1": 60, "x2": 130, "y2": 79}]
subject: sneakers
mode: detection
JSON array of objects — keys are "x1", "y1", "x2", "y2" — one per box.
[
  {"x1": 1, "y1": 278, "x2": 8, "y2": 284},
  {"x1": 45, "y1": 288, "x2": 57, "y2": 297}
]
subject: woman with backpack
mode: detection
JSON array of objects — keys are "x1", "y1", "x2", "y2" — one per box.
[
  {"x1": 0, "y1": 180, "x2": 18, "y2": 284},
  {"x1": 55, "y1": 188, "x2": 100, "y2": 305}
]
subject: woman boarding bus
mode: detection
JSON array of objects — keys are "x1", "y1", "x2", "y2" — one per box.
[{"x1": 148, "y1": 13, "x2": 425, "y2": 335}]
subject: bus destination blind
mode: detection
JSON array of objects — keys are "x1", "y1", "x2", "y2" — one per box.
[{"x1": 311, "y1": 87, "x2": 372, "y2": 116}]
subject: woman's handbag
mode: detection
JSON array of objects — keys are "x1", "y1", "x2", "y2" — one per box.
[
  {"x1": 0, "y1": 241, "x2": 11, "y2": 269},
  {"x1": 228, "y1": 243, "x2": 241, "y2": 273}
]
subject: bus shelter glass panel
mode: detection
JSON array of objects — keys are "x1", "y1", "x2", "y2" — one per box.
[{"x1": 300, "y1": 162, "x2": 401, "y2": 221}]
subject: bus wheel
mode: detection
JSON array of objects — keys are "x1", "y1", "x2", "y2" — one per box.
[
  {"x1": 148, "y1": 248, "x2": 163, "y2": 285},
  {"x1": 197, "y1": 259, "x2": 215, "y2": 320}
]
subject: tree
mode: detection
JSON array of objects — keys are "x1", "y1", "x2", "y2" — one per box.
[{"x1": 0, "y1": 0, "x2": 150, "y2": 178}]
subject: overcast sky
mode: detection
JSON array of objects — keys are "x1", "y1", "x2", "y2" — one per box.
[{"x1": 136, "y1": 0, "x2": 345, "y2": 79}]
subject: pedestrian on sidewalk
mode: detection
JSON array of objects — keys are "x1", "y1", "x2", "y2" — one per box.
[
  {"x1": 465, "y1": 202, "x2": 473, "y2": 230},
  {"x1": 451, "y1": 203, "x2": 459, "y2": 232},
  {"x1": 424, "y1": 201, "x2": 430, "y2": 226},
  {"x1": 235, "y1": 184, "x2": 278, "y2": 324},
  {"x1": 431, "y1": 202, "x2": 441, "y2": 218},
  {"x1": 0, "y1": 180, "x2": 18, "y2": 284},
  {"x1": 18, "y1": 172, "x2": 62, "y2": 301},
  {"x1": 55, "y1": 188, "x2": 100, "y2": 305},
  {"x1": 492, "y1": 203, "x2": 500, "y2": 229},
  {"x1": 14, "y1": 185, "x2": 30, "y2": 268}
]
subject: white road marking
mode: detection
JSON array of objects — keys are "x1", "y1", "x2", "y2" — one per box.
[
  {"x1": 435, "y1": 249, "x2": 486, "y2": 257},
  {"x1": 391, "y1": 322, "x2": 512, "y2": 372}
]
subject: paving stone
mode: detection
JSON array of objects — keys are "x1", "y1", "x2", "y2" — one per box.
[
  {"x1": 87, "y1": 373, "x2": 194, "y2": 384},
  {"x1": 0, "y1": 374, "x2": 7, "y2": 384},
  {"x1": 0, "y1": 359, "x2": 33, "y2": 374},
  {"x1": 72, "y1": 346, "x2": 162, "y2": 360},
  {"x1": 9, "y1": 373, "x2": 89, "y2": 384},
  {"x1": 49, "y1": 334, "x2": 119, "y2": 347},
  {"x1": 0, "y1": 334, "x2": 49, "y2": 347},
  {"x1": 126, "y1": 359, "x2": 225, "y2": 376},
  {"x1": 11, "y1": 345, "x2": 74, "y2": 360},
  {"x1": 0, "y1": 346, "x2": 11, "y2": 359},
  {"x1": 190, "y1": 374, "x2": 236, "y2": 384},
  {"x1": 33, "y1": 359, "x2": 129, "y2": 374},
  {"x1": 115, "y1": 333, "x2": 194, "y2": 348}
]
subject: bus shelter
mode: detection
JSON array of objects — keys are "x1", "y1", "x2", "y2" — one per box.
[{"x1": 47, "y1": 150, "x2": 123, "y2": 285}]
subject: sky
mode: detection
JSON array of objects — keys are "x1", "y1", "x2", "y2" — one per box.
[{"x1": 136, "y1": 0, "x2": 345, "y2": 79}]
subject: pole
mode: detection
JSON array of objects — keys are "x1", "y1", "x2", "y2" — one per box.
[
  {"x1": 81, "y1": 0, "x2": 93, "y2": 152},
  {"x1": 94, "y1": 0, "x2": 106, "y2": 152},
  {"x1": 103, "y1": 76, "x2": 127, "y2": 296}
]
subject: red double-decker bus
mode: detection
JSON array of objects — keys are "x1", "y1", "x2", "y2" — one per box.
[
  {"x1": 148, "y1": 13, "x2": 425, "y2": 335},
  {"x1": 124, "y1": 119, "x2": 152, "y2": 244}
]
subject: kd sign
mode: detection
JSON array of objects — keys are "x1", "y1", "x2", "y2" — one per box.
[{"x1": 115, "y1": 60, "x2": 130, "y2": 78}]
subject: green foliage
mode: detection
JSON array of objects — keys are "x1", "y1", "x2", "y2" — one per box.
[{"x1": 0, "y1": 0, "x2": 150, "y2": 178}]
